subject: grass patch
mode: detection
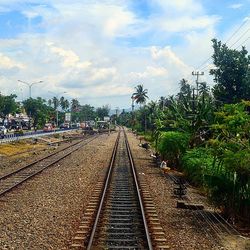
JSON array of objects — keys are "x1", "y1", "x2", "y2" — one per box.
[{"x1": 0, "y1": 141, "x2": 46, "y2": 157}]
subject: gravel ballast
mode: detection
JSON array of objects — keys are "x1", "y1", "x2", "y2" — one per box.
[
  {"x1": 1, "y1": 129, "x2": 247, "y2": 250},
  {"x1": 127, "y1": 131, "x2": 225, "y2": 250},
  {"x1": 0, "y1": 132, "x2": 117, "y2": 249}
]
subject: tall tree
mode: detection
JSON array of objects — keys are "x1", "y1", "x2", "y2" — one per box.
[
  {"x1": 48, "y1": 99, "x2": 52, "y2": 107},
  {"x1": 96, "y1": 105, "x2": 110, "y2": 120},
  {"x1": 60, "y1": 96, "x2": 70, "y2": 111},
  {"x1": 71, "y1": 98, "x2": 80, "y2": 112},
  {"x1": 0, "y1": 94, "x2": 18, "y2": 118},
  {"x1": 159, "y1": 96, "x2": 167, "y2": 110},
  {"x1": 23, "y1": 97, "x2": 52, "y2": 128},
  {"x1": 133, "y1": 84, "x2": 149, "y2": 106},
  {"x1": 52, "y1": 97, "x2": 59, "y2": 110},
  {"x1": 80, "y1": 104, "x2": 96, "y2": 121},
  {"x1": 210, "y1": 38, "x2": 250, "y2": 104}
]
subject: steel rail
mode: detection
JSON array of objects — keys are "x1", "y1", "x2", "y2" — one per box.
[
  {"x1": 86, "y1": 128, "x2": 153, "y2": 249},
  {"x1": 86, "y1": 129, "x2": 121, "y2": 250},
  {"x1": 124, "y1": 129, "x2": 153, "y2": 250},
  {"x1": 0, "y1": 138, "x2": 85, "y2": 181},
  {"x1": 0, "y1": 135, "x2": 99, "y2": 197}
]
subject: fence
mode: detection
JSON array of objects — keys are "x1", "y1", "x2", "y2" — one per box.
[{"x1": 0, "y1": 128, "x2": 76, "y2": 144}]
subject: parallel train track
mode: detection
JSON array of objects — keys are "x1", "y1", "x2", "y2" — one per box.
[
  {"x1": 72, "y1": 128, "x2": 169, "y2": 249},
  {"x1": 0, "y1": 135, "x2": 98, "y2": 197}
]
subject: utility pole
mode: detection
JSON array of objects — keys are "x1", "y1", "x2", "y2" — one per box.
[
  {"x1": 115, "y1": 107, "x2": 119, "y2": 126},
  {"x1": 192, "y1": 71, "x2": 204, "y2": 96},
  {"x1": 115, "y1": 107, "x2": 119, "y2": 117},
  {"x1": 131, "y1": 95, "x2": 135, "y2": 130}
]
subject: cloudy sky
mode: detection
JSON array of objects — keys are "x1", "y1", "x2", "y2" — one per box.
[{"x1": 0, "y1": 0, "x2": 249, "y2": 109}]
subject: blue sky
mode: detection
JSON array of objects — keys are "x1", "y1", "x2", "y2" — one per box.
[{"x1": 0, "y1": 0, "x2": 249, "y2": 109}]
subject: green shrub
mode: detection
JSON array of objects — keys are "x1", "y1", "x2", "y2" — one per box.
[
  {"x1": 182, "y1": 147, "x2": 213, "y2": 186},
  {"x1": 157, "y1": 131, "x2": 190, "y2": 168}
]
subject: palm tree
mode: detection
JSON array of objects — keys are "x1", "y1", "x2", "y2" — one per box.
[
  {"x1": 64, "y1": 99, "x2": 70, "y2": 111},
  {"x1": 48, "y1": 99, "x2": 52, "y2": 107},
  {"x1": 60, "y1": 96, "x2": 70, "y2": 111},
  {"x1": 71, "y1": 98, "x2": 80, "y2": 112},
  {"x1": 159, "y1": 96, "x2": 167, "y2": 110},
  {"x1": 52, "y1": 97, "x2": 59, "y2": 110},
  {"x1": 60, "y1": 96, "x2": 65, "y2": 110},
  {"x1": 133, "y1": 84, "x2": 148, "y2": 106}
]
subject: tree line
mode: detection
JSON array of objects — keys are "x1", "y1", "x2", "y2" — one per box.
[
  {"x1": 0, "y1": 94, "x2": 110, "y2": 128},
  {"x1": 118, "y1": 38, "x2": 250, "y2": 224}
]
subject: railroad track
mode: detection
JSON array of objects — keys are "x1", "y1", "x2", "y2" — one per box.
[
  {"x1": 0, "y1": 135, "x2": 98, "y2": 197},
  {"x1": 72, "y1": 128, "x2": 169, "y2": 249}
]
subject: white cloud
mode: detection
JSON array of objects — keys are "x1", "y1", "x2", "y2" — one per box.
[
  {"x1": 89, "y1": 67, "x2": 117, "y2": 82},
  {"x1": 0, "y1": 53, "x2": 25, "y2": 69},
  {"x1": 229, "y1": 3, "x2": 243, "y2": 9},
  {"x1": 151, "y1": 46, "x2": 190, "y2": 71},
  {"x1": 0, "y1": 0, "x2": 232, "y2": 107},
  {"x1": 153, "y1": 0, "x2": 203, "y2": 14},
  {"x1": 157, "y1": 15, "x2": 219, "y2": 33},
  {"x1": 91, "y1": 84, "x2": 133, "y2": 97},
  {"x1": 49, "y1": 46, "x2": 80, "y2": 67},
  {"x1": 130, "y1": 66, "x2": 168, "y2": 79}
]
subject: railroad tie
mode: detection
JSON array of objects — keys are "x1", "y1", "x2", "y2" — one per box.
[
  {"x1": 71, "y1": 181, "x2": 104, "y2": 249},
  {"x1": 137, "y1": 179, "x2": 170, "y2": 249}
]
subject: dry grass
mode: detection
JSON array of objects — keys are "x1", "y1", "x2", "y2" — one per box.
[{"x1": 0, "y1": 141, "x2": 46, "y2": 157}]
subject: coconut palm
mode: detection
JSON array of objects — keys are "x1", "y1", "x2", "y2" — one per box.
[
  {"x1": 133, "y1": 84, "x2": 148, "y2": 106},
  {"x1": 52, "y1": 96, "x2": 59, "y2": 110},
  {"x1": 60, "y1": 96, "x2": 70, "y2": 111}
]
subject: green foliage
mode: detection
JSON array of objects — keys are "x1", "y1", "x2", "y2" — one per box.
[
  {"x1": 182, "y1": 147, "x2": 250, "y2": 218},
  {"x1": 158, "y1": 131, "x2": 190, "y2": 167},
  {"x1": 22, "y1": 97, "x2": 53, "y2": 128},
  {"x1": 80, "y1": 104, "x2": 96, "y2": 120},
  {"x1": 117, "y1": 109, "x2": 132, "y2": 127},
  {"x1": 0, "y1": 94, "x2": 18, "y2": 117},
  {"x1": 60, "y1": 96, "x2": 70, "y2": 111},
  {"x1": 129, "y1": 39, "x2": 250, "y2": 222},
  {"x1": 132, "y1": 84, "x2": 148, "y2": 105},
  {"x1": 96, "y1": 105, "x2": 110, "y2": 120},
  {"x1": 210, "y1": 39, "x2": 250, "y2": 104},
  {"x1": 182, "y1": 147, "x2": 214, "y2": 185},
  {"x1": 211, "y1": 101, "x2": 250, "y2": 156},
  {"x1": 71, "y1": 104, "x2": 96, "y2": 122}
]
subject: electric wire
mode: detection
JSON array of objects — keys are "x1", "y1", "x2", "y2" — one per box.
[
  {"x1": 165, "y1": 174, "x2": 220, "y2": 243},
  {"x1": 235, "y1": 37, "x2": 250, "y2": 49},
  {"x1": 225, "y1": 18, "x2": 249, "y2": 44},
  {"x1": 229, "y1": 28, "x2": 250, "y2": 48},
  {"x1": 169, "y1": 171, "x2": 241, "y2": 236},
  {"x1": 199, "y1": 34, "x2": 250, "y2": 73},
  {"x1": 194, "y1": 18, "x2": 250, "y2": 71},
  {"x1": 168, "y1": 169, "x2": 241, "y2": 236},
  {"x1": 166, "y1": 172, "x2": 224, "y2": 245},
  {"x1": 165, "y1": 170, "x2": 245, "y2": 250}
]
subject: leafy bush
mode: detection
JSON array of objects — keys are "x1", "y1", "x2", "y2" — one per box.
[
  {"x1": 182, "y1": 146, "x2": 250, "y2": 220},
  {"x1": 157, "y1": 131, "x2": 190, "y2": 168},
  {"x1": 182, "y1": 147, "x2": 213, "y2": 185}
]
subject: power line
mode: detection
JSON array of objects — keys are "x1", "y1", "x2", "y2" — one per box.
[
  {"x1": 229, "y1": 28, "x2": 250, "y2": 48},
  {"x1": 196, "y1": 57, "x2": 212, "y2": 71},
  {"x1": 235, "y1": 36, "x2": 250, "y2": 50},
  {"x1": 225, "y1": 17, "x2": 249, "y2": 44},
  {"x1": 195, "y1": 18, "x2": 250, "y2": 71},
  {"x1": 197, "y1": 34, "x2": 250, "y2": 74},
  {"x1": 167, "y1": 172, "x2": 242, "y2": 248}
]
